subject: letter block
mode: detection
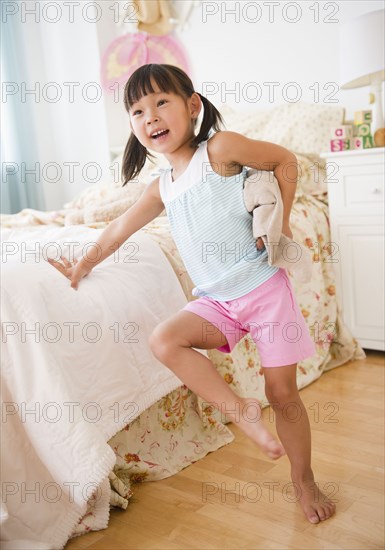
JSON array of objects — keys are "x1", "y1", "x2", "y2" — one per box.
[
  {"x1": 353, "y1": 135, "x2": 375, "y2": 149},
  {"x1": 330, "y1": 125, "x2": 353, "y2": 139},
  {"x1": 354, "y1": 110, "x2": 372, "y2": 125},
  {"x1": 352, "y1": 137, "x2": 364, "y2": 149},
  {"x1": 330, "y1": 139, "x2": 352, "y2": 152},
  {"x1": 354, "y1": 123, "x2": 371, "y2": 137}
]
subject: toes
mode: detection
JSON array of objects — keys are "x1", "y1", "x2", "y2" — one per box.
[
  {"x1": 304, "y1": 503, "x2": 321, "y2": 524},
  {"x1": 267, "y1": 442, "x2": 286, "y2": 460},
  {"x1": 269, "y1": 450, "x2": 283, "y2": 460},
  {"x1": 277, "y1": 446, "x2": 286, "y2": 459},
  {"x1": 308, "y1": 511, "x2": 320, "y2": 524},
  {"x1": 324, "y1": 502, "x2": 336, "y2": 518},
  {"x1": 317, "y1": 506, "x2": 327, "y2": 521},
  {"x1": 310, "y1": 517, "x2": 319, "y2": 524},
  {"x1": 302, "y1": 492, "x2": 336, "y2": 524}
]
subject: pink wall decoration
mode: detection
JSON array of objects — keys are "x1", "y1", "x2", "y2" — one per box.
[{"x1": 100, "y1": 32, "x2": 191, "y2": 92}]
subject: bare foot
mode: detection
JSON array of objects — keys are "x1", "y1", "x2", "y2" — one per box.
[
  {"x1": 295, "y1": 478, "x2": 336, "y2": 523},
  {"x1": 231, "y1": 398, "x2": 286, "y2": 460}
]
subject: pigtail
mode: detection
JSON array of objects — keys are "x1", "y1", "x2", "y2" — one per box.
[
  {"x1": 121, "y1": 133, "x2": 156, "y2": 186},
  {"x1": 190, "y1": 93, "x2": 225, "y2": 149}
]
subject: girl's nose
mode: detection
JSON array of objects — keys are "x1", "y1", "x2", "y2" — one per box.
[{"x1": 146, "y1": 114, "x2": 159, "y2": 125}]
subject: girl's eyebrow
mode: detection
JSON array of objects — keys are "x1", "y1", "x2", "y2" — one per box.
[{"x1": 131, "y1": 91, "x2": 168, "y2": 108}]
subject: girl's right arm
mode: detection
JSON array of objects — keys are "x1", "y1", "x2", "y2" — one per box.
[{"x1": 49, "y1": 178, "x2": 164, "y2": 290}]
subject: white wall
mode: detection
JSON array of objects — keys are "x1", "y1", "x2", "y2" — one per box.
[
  {"x1": 179, "y1": 0, "x2": 384, "y2": 118},
  {"x1": 97, "y1": 0, "x2": 384, "y2": 152}
]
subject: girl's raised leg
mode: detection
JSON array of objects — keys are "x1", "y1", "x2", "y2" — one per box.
[{"x1": 149, "y1": 310, "x2": 285, "y2": 460}]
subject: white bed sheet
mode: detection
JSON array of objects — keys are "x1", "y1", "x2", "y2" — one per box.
[{"x1": 1, "y1": 225, "x2": 199, "y2": 549}]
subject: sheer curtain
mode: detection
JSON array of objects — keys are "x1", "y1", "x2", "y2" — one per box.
[{"x1": 1, "y1": 13, "x2": 46, "y2": 215}]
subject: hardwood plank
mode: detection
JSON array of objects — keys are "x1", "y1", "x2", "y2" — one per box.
[{"x1": 197, "y1": 501, "x2": 341, "y2": 549}]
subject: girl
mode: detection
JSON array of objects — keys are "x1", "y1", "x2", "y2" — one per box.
[{"x1": 48, "y1": 63, "x2": 335, "y2": 524}]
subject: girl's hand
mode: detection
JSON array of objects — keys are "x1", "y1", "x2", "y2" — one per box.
[
  {"x1": 255, "y1": 222, "x2": 293, "y2": 250},
  {"x1": 256, "y1": 237, "x2": 265, "y2": 250},
  {"x1": 47, "y1": 256, "x2": 92, "y2": 290}
]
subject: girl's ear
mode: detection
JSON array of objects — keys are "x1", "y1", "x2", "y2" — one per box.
[{"x1": 189, "y1": 92, "x2": 202, "y2": 119}]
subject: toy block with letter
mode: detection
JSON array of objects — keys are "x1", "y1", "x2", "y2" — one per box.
[
  {"x1": 354, "y1": 123, "x2": 371, "y2": 137},
  {"x1": 352, "y1": 135, "x2": 375, "y2": 149},
  {"x1": 354, "y1": 110, "x2": 372, "y2": 125},
  {"x1": 330, "y1": 125, "x2": 353, "y2": 139},
  {"x1": 330, "y1": 138, "x2": 352, "y2": 152},
  {"x1": 329, "y1": 111, "x2": 376, "y2": 151}
]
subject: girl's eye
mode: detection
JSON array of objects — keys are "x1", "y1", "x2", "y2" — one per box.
[{"x1": 132, "y1": 99, "x2": 167, "y2": 116}]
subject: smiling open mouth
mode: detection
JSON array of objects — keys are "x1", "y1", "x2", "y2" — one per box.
[{"x1": 152, "y1": 130, "x2": 169, "y2": 139}]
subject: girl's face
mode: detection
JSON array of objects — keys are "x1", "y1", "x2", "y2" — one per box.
[{"x1": 128, "y1": 82, "x2": 200, "y2": 152}]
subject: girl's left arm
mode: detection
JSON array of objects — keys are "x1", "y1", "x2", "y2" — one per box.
[{"x1": 214, "y1": 131, "x2": 298, "y2": 233}]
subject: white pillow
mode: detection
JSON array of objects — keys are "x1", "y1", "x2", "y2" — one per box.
[{"x1": 222, "y1": 102, "x2": 345, "y2": 155}]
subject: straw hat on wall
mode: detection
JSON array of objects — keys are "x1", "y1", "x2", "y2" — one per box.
[{"x1": 133, "y1": 0, "x2": 173, "y2": 35}]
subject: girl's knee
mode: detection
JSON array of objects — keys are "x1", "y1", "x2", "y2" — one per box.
[
  {"x1": 265, "y1": 382, "x2": 299, "y2": 409},
  {"x1": 149, "y1": 327, "x2": 165, "y2": 356},
  {"x1": 263, "y1": 363, "x2": 299, "y2": 407},
  {"x1": 149, "y1": 323, "x2": 177, "y2": 361}
]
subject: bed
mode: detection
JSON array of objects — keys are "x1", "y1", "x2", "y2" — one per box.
[{"x1": 0, "y1": 101, "x2": 366, "y2": 549}]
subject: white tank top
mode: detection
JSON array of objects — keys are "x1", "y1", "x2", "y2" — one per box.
[{"x1": 158, "y1": 138, "x2": 279, "y2": 301}]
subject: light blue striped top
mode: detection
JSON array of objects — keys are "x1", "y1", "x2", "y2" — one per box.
[{"x1": 158, "y1": 138, "x2": 279, "y2": 301}]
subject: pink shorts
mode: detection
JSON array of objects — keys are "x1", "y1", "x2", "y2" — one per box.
[{"x1": 183, "y1": 269, "x2": 316, "y2": 368}]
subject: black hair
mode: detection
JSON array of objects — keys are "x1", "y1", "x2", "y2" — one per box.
[{"x1": 121, "y1": 63, "x2": 225, "y2": 186}]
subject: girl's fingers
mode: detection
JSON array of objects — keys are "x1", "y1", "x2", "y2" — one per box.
[
  {"x1": 47, "y1": 258, "x2": 71, "y2": 279},
  {"x1": 256, "y1": 238, "x2": 265, "y2": 250},
  {"x1": 47, "y1": 257, "x2": 81, "y2": 287},
  {"x1": 60, "y1": 256, "x2": 71, "y2": 268},
  {"x1": 48, "y1": 258, "x2": 64, "y2": 271}
]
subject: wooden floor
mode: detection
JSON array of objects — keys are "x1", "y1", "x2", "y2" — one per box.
[{"x1": 66, "y1": 350, "x2": 384, "y2": 550}]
